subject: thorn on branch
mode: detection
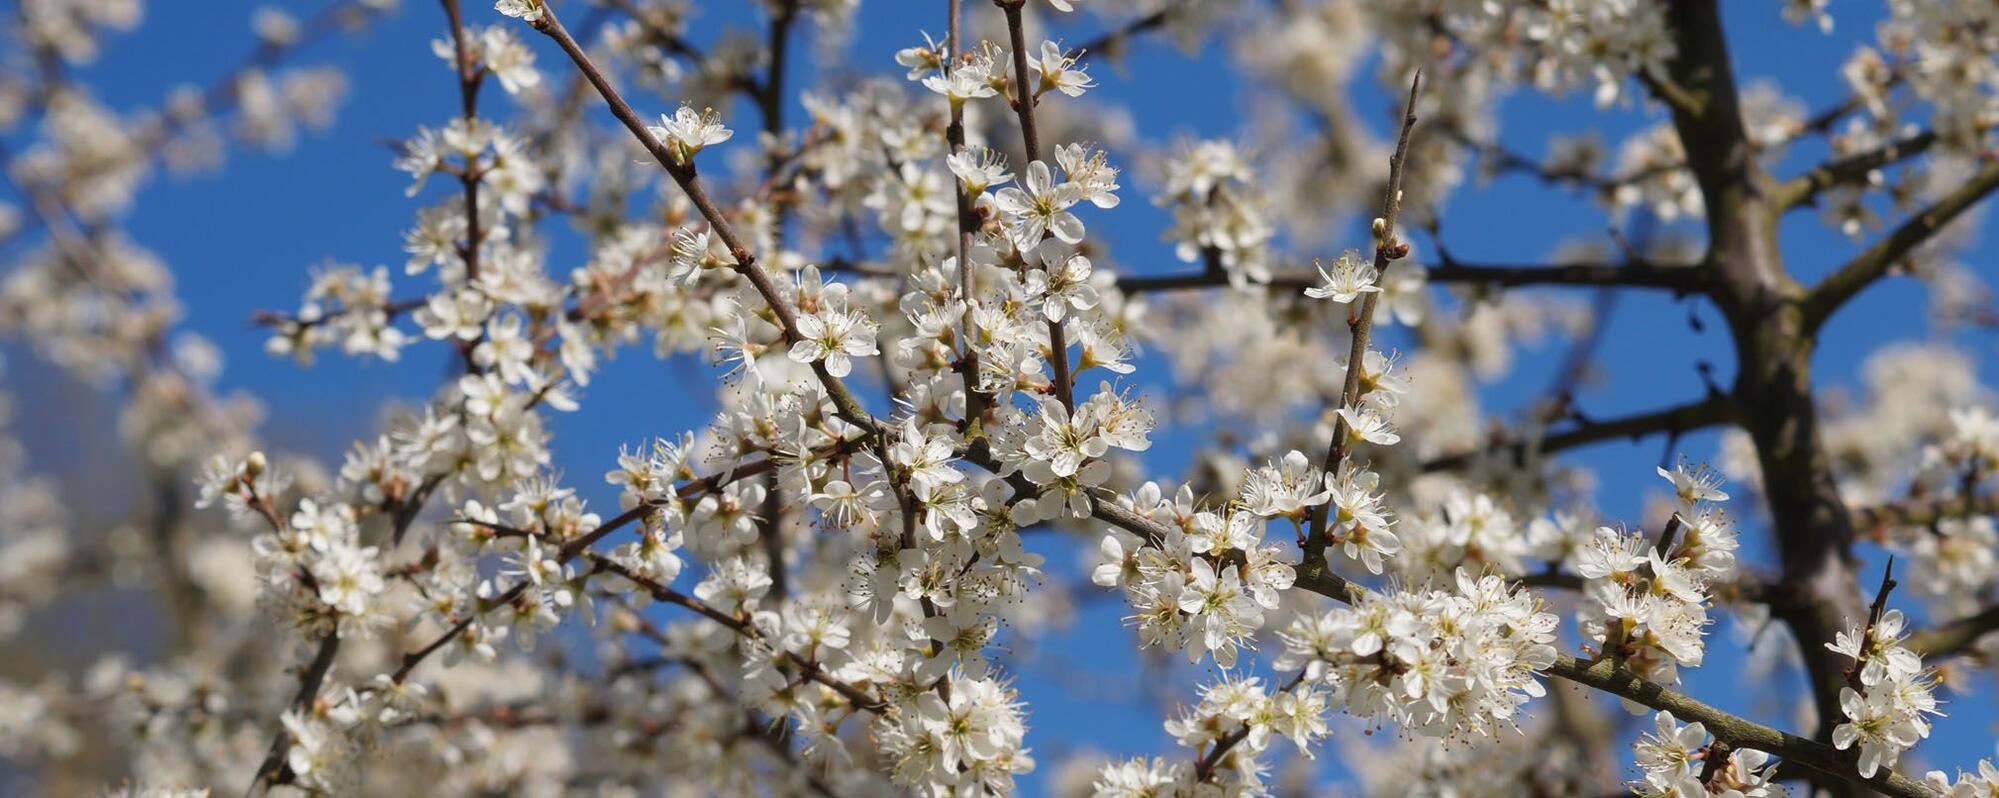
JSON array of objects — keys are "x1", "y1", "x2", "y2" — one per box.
[{"x1": 1844, "y1": 557, "x2": 1899, "y2": 692}]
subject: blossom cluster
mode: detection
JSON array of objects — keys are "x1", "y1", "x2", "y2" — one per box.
[
  {"x1": 1826, "y1": 608, "x2": 1941, "y2": 778},
  {"x1": 1629, "y1": 712, "x2": 1786, "y2": 798},
  {"x1": 1572, "y1": 464, "x2": 1742, "y2": 690}
]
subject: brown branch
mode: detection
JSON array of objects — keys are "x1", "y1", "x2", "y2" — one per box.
[
  {"x1": 757, "y1": 0, "x2": 798, "y2": 224},
  {"x1": 984, "y1": 442, "x2": 1939, "y2": 796},
  {"x1": 1803, "y1": 158, "x2": 1999, "y2": 332},
  {"x1": 1419, "y1": 393, "x2": 1735, "y2": 474},
  {"x1": 1303, "y1": 71, "x2": 1422, "y2": 552},
  {"x1": 1851, "y1": 492, "x2": 1999, "y2": 533},
  {"x1": 1787, "y1": 72, "x2": 1904, "y2": 143},
  {"x1": 1073, "y1": 6, "x2": 1175, "y2": 56},
  {"x1": 996, "y1": 0, "x2": 1074, "y2": 412},
  {"x1": 1294, "y1": 558, "x2": 1933, "y2": 798},
  {"x1": 589, "y1": 554, "x2": 888, "y2": 712},
  {"x1": 946, "y1": 0, "x2": 988, "y2": 439},
  {"x1": 1841, "y1": 559, "x2": 1899, "y2": 691},
  {"x1": 245, "y1": 634, "x2": 341, "y2": 796},
  {"x1": 440, "y1": 0, "x2": 486, "y2": 281},
  {"x1": 1776, "y1": 129, "x2": 1938, "y2": 211},
  {"x1": 1543, "y1": 651, "x2": 1929, "y2": 798},
  {"x1": 1905, "y1": 604, "x2": 1999, "y2": 660},
  {"x1": 527, "y1": 6, "x2": 881, "y2": 433},
  {"x1": 1194, "y1": 671, "x2": 1309, "y2": 780},
  {"x1": 601, "y1": 0, "x2": 710, "y2": 63},
  {"x1": 1442, "y1": 124, "x2": 1684, "y2": 196},
  {"x1": 1113, "y1": 259, "x2": 1700, "y2": 294}
]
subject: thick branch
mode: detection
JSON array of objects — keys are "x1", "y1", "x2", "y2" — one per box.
[
  {"x1": 1803, "y1": 159, "x2": 1999, "y2": 332},
  {"x1": 1008, "y1": 455, "x2": 1935, "y2": 796},
  {"x1": 1905, "y1": 604, "x2": 1999, "y2": 660},
  {"x1": 1545, "y1": 654, "x2": 1930, "y2": 798},
  {"x1": 1282, "y1": 561, "x2": 1928, "y2": 797}
]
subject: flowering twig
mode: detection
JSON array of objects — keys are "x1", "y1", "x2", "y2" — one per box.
[
  {"x1": 439, "y1": 0, "x2": 488, "y2": 282},
  {"x1": 1843, "y1": 558, "x2": 1899, "y2": 691},
  {"x1": 1090, "y1": 494, "x2": 1935, "y2": 796},
  {"x1": 245, "y1": 634, "x2": 341, "y2": 796},
  {"x1": 589, "y1": 553, "x2": 889, "y2": 712},
  {"x1": 1303, "y1": 70, "x2": 1421, "y2": 551},
  {"x1": 945, "y1": 0, "x2": 988, "y2": 436},
  {"x1": 527, "y1": 5, "x2": 882, "y2": 433},
  {"x1": 996, "y1": 0, "x2": 1075, "y2": 412}
]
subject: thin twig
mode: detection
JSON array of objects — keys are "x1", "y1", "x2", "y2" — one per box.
[
  {"x1": 1114, "y1": 258, "x2": 1701, "y2": 295},
  {"x1": 528, "y1": 6, "x2": 881, "y2": 432},
  {"x1": 1303, "y1": 71, "x2": 1422, "y2": 551},
  {"x1": 996, "y1": 0, "x2": 1075, "y2": 412}
]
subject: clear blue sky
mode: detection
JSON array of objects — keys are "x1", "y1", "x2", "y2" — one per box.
[{"x1": 12, "y1": 0, "x2": 1997, "y2": 790}]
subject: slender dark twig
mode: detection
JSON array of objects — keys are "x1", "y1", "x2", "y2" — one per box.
[
  {"x1": 996, "y1": 0, "x2": 1074, "y2": 412},
  {"x1": 1303, "y1": 71, "x2": 1422, "y2": 552}
]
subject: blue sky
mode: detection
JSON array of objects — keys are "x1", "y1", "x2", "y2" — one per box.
[{"x1": 10, "y1": 0, "x2": 1998, "y2": 791}]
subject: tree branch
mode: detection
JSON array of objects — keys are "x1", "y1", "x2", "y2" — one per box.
[
  {"x1": 996, "y1": 0, "x2": 1075, "y2": 412},
  {"x1": 439, "y1": 0, "x2": 486, "y2": 281},
  {"x1": 1775, "y1": 129, "x2": 1937, "y2": 211},
  {"x1": 1851, "y1": 492, "x2": 1999, "y2": 533},
  {"x1": 528, "y1": 6, "x2": 881, "y2": 433},
  {"x1": 1114, "y1": 259, "x2": 1701, "y2": 295},
  {"x1": 1073, "y1": 6, "x2": 1175, "y2": 56},
  {"x1": 1419, "y1": 393, "x2": 1735, "y2": 474},
  {"x1": 1304, "y1": 71, "x2": 1421, "y2": 551},
  {"x1": 589, "y1": 553, "x2": 889, "y2": 712},
  {"x1": 1001, "y1": 453, "x2": 1936, "y2": 796},
  {"x1": 245, "y1": 634, "x2": 341, "y2": 797},
  {"x1": 1544, "y1": 653, "x2": 1930, "y2": 798},
  {"x1": 1803, "y1": 158, "x2": 1999, "y2": 332},
  {"x1": 1905, "y1": 604, "x2": 1999, "y2": 660}
]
